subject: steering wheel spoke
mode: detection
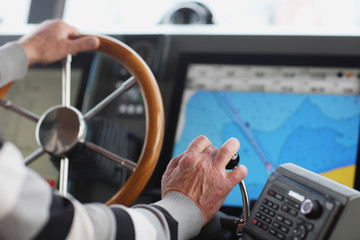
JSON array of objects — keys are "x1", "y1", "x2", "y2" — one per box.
[
  {"x1": 24, "y1": 147, "x2": 45, "y2": 165},
  {"x1": 84, "y1": 76, "x2": 136, "y2": 121},
  {"x1": 0, "y1": 98, "x2": 40, "y2": 123},
  {"x1": 85, "y1": 141, "x2": 137, "y2": 171}
]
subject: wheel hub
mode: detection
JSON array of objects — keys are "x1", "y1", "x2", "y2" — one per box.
[{"x1": 36, "y1": 106, "x2": 86, "y2": 156}]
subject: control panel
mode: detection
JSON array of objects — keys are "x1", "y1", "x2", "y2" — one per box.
[{"x1": 243, "y1": 163, "x2": 360, "y2": 240}]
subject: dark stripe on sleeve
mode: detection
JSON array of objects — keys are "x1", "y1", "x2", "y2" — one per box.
[
  {"x1": 0, "y1": 134, "x2": 3, "y2": 149},
  {"x1": 33, "y1": 193, "x2": 74, "y2": 240},
  {"x1": 152, "y1": 205, "x2": 178, "y2": 240},
  {"x1": 111, "y1": 207, "x2": 136, "y2": 239}
]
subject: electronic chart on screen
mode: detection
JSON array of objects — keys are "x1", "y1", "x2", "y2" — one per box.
[{"x1": 171, "y1": 60, "x2": 360, "y2": 207}]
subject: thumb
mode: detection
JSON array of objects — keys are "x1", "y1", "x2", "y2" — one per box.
[{"x1": 70, "y1": 36, "x2": 100, "y2": 54}]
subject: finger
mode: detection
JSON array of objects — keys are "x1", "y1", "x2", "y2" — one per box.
[
  {"x1": 164, "y1": 153, "x2": 183, "y2": 175},
  {"x1": 69, "y1": 36, "x2": 100, "y2": 54},
  {"x1": 187, "y1": 135, "x2": 212, "y2": 156},
  {"x1": 227, "y1": 164, "x2": 248, "y2": 184},
  {"x1": 214, "y1": 137, "x2": 240, "y2": 170},
  {"x1": 179, "y1": 136, "x2": 213, "y2": 167}
]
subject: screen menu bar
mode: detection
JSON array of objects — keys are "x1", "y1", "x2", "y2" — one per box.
[{"x1": 186, "y1": 64, "x2": 360, "y2": 95}]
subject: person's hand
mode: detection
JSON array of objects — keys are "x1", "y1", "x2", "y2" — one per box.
[
  {"x1": 17, "y1": 19, "x2": 100, "y2": 66},
  {"x1": 161, "y1": 135, "x2": 248, "y2": 226}
]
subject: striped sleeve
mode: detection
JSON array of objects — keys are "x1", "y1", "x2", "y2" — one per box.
[
  {"x1": 0, "y1": 142, "x2": 202, "y2": 240},
  {"x1": 151, "y1": 193, "x2": 202, "y2": 240},
  {"x1": 0, "y1": 142, "x2": 53, "y2": 240}
]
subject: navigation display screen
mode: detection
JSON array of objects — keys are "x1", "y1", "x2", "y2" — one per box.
[{"x1": 171, "y1": 62, "x2": 360, "y2": 207}]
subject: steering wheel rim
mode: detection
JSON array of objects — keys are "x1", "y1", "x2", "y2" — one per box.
[
  {"x1": 97, "y1": 35, "x2": 165, "y2": 206},
  {"x1": 0, "y1": 35, "x2": 165, "y2": 206}
]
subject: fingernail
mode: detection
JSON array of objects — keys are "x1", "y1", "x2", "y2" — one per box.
[{"x1": 229, "y1": 137, "x2": 239, "y2": 144}]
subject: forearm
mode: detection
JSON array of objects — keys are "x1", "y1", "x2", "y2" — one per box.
[
  {"x1": 0, "y1": 42, "x2": 28, "y2": 87},
  {"x1": 61, "y1": 193, "x2": 202, "y2": 240}
]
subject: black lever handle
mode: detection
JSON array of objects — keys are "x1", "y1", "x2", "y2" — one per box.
[{"x1": 226, "y1": 152, "x2": 240, "y2": 170}]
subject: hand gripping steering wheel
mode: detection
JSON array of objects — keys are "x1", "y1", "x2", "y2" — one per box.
[{"x1": 0, "y1": 35, "x2": 164, "y2": 206}]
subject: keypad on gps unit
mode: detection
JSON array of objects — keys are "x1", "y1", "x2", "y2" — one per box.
[{"x1": 251, "y1": 189, "x2": 314, "y2": 240}]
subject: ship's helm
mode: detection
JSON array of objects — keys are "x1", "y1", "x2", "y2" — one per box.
[{"x1": 0, "y1": 35, "x2": 164, "y2": 207}]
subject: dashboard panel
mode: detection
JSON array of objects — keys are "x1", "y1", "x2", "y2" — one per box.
[{"x1": 2, "y1": 31, "x2": 360, "y2": 207}]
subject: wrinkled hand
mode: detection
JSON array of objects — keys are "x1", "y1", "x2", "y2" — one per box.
[
  {"x1": 162, "y1": 135, "x2": 248, "y2": 226},
  {"x1": 17, "y1": 19, "x2": 100, "y2": 66}
]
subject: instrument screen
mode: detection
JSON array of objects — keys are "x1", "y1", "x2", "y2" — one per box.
[{"x1": 170, "y1": 56, "x2": 360, "y2": 207}]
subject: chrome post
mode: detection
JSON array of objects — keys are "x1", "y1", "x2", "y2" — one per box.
[
  {"x1": 59, "y1": 55, "x2": 72, "y2": 196},
  {"x1": 237, "y1": 180, "x2": 250, "y2": 237},
  {"x1": 62, "y1": 54, "x2": 72, "y2": 107},
  {"x1": 59, "y1": 157, "x2": 69, "y2": 196},
  {"x1": 239, "y1": 180, "x2": 250, "y2": 221}
]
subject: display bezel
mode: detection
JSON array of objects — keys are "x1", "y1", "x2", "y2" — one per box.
[{"x1": 158, "y1": 52, "x2": 360, "y2": 211}]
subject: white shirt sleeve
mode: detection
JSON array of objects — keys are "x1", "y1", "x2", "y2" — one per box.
[{"x1": 0, "y1": 41, "x2": 28, "y2": 87}]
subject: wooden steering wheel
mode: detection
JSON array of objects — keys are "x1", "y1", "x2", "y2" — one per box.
[{"x1": 0, "y1": 35, "x2": 164, "y2": 206}]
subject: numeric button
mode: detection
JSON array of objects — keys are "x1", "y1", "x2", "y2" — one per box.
[{"x1": 275, "y1": 193, "x2": 284, "y2": 201}]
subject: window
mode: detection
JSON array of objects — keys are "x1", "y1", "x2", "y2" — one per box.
[
  {"x1": 0, "y1": 0, "x2": 31, "y2": 31},
  {"x1": 1, "y1": 0, "x2": 360, "y2": 34}
]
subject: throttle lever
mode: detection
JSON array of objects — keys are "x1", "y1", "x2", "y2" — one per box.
[{"x1": 226, "y1": 153, "x2": 250, "y2": 238}]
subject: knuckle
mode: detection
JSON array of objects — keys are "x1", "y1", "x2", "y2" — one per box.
[
  {"x1": 179, "y1": 152, "x2": 193, "y2": 167},
  {"x1": 203, "y1": 147, "x2": 212, "y2": 156},
  {"x1": 54, "y1": 18, "x2": 63, "y2": 24},
  {"x1": 196, "y1": 159, "x2": 207, "y2": 170},
  {"x1": 193, "y1": 135, "x2": 209, "y2": 146},
  {"x1": 51, "y1": 18, "x2": 63, "y2": 27},
  {"x1": 199, "y1": 135, "x2": 211, "y2": 144},
  {"x1": 203, "y1": 146, "x2": 217, "y2": 158}
]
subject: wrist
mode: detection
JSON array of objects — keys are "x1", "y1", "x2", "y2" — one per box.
[
  {"x1": 17, "y1": 37, "x2": 43, "y2": 66},
  {"x1": 154, "y1": 192, "x2": 202, "y2": 240}
]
